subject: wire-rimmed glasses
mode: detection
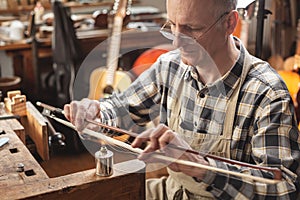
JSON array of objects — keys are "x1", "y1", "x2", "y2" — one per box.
[{"x1": 160, "y1": 12, "x2": 230, "y2": 41}]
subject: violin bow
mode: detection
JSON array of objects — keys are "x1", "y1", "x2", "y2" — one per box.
[{"x1": 36, "y1": 102, "x2": 282, "y2": 184}]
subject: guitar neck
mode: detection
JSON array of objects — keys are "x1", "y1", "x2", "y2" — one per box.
[
  {"x1": 106, "y1": 16, "x2": 123, "y2": 86},
  {"x1": 105, "y1": 0, "x2": 128, "y2": 86}
]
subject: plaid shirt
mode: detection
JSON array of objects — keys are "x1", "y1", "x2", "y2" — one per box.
[{"x1": 99, "y1": 40, "x2": 300, "y2": 199}]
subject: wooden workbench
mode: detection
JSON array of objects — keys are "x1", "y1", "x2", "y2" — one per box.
[{"x1": 0, "y1": 102, "x2": 145, "y2": 199}]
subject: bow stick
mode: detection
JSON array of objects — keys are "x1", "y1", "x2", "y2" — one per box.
[
  {"x1": 84, "y1": 118, "x2": 282, "y2": 181},
  {"x1": 36, "y1": 102, "x2": 282, "y2": 184}
]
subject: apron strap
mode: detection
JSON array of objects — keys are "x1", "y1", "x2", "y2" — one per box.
[
  {"x1": 223, "y1": 47, "x2": 265, "y2": 139},
  {"x1": 223, "y1": 49, "x2": 250, "y2": 138}
]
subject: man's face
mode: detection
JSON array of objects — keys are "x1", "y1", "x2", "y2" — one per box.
[{"x1": 166, "y1": 0, "x2": 226, "y2": 66}]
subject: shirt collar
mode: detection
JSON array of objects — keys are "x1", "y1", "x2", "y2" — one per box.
[{"x1": 220, "y1": 38, "x2": 245, "y2": 98}]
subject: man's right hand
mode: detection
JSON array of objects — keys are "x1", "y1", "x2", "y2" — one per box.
[{"x1": 63, "y1": 98, "x2": 101, "y2": 132}]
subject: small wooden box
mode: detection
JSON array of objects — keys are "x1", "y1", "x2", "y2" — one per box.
[{"x1": 4, "y1": 90, "x2": 27, "y2": 117}]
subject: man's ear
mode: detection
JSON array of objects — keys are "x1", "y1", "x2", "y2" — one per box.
[{"x1": 226, "y1": 10, "x2": 239, "y2": 35}]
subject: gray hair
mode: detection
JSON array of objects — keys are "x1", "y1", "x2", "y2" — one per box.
[{"x1": 213, "y1": 0, "x2": 237, "y2": 17}]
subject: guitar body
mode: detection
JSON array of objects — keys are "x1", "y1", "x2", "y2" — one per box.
[
  {"x1": 88, "y1": 67, "x2": 132, "y2": 100},
  {"x1": 268, "y1": 55, "x2": 284, "y2": 71},
  {"x1": 277, "y1": 70, "x2": 299, "y2": 103},
  {"x1": 283, "y1": 56, "x2": 296, "y2": 71},
  {"x1": 88, "y1": 0, "x2": 132, "y2": 100},
  {"x1": 132, "y1": 44, "x2": 174, "y2": 77}
]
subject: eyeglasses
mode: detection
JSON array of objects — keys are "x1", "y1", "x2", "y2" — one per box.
[{"x1": 160, "y1": 12, "x2": 230, "y2": 41}]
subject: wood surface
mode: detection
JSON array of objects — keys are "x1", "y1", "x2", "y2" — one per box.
[
  {"x1": 0, "y1": 101, "x2": 25, "y2": 143},
  {"x1": 1, "y1": 155, "x2": 145, "y2": 200},
  {"x1": 21, "y1": 102, "x2": 49, "y2": 160},
  {"x1": 0, "y1": 119, "x2": 49, "y2": 190},
  {"x1": 5, "y1": 118, "x2": 25, "y2": 144},
  {"x1": 0, "y1": 109, "x2": 145, "y2": 200},
  {"x1": 4, "y1": 90, "x2": 27, "y2": 117}
]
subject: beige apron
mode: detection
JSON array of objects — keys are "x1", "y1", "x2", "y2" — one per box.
[{"x1": 146, "y1": 51, "x2": 259, "y2": 200}]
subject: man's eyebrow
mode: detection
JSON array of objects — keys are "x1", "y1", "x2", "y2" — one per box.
[
  {"x1": 186, "y1": 23, "x2": 205, "y2": 29},
  {"x1": 167, "y1": 19, "x2": 204, "y2": 29},
  {"x1": 168, "y1": 19, "x2": 176, "y2": 25}
]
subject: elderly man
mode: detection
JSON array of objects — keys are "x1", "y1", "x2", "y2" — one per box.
[{"x1": 65, "y1": 0, "x2": 300, "y2": 199}]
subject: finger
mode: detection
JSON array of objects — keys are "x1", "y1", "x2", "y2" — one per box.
[
  {"x1": 75, "y1": 119, "x2": 86, "y2": 132},
  {"x1": 69, "y1": 101, "x2": 79, "y2": 124},
  {"x1": 159, "y1": 129, "x2": 176, "y2": 149},
  {"x1": 162, "y1": 130, "x2": 192, "y2": 151},
  {"x1": 71, "y1": 101, "x2": 87, "y2": 132},
  {"x1": 86, "y1": 123, "x2": 101, "y2": 131},
  {"x1": 143, "y1": 141, "x2": 159, "y2": 154},
  {"x1": 63, "y1": 104, "x2": 71, "y2": 121},
  {"x1": 147, "y1": 124, "x2": 170, "y2": 151},
  {"x1": 131, "y1": 128, "x2": 153, "y2": 148},
  {"x1": 135, "y1": 124, "x2": 170, "y2": 154},
  {"x1": 86, "y1": 100, "x2": 101, "y2": 120}
]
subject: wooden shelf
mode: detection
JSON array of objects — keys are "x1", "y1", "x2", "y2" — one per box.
[
  {"x1": 0, "y1": 2, "x2": 111, "y2": 15},
  {"x1": 0, "y1": 1, "x2": 141, "y2": 15}
]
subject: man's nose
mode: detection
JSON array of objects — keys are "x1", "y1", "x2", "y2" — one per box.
[
  {"x1": 172, "y1": 25, "x2": 185, "y2": 47},
  {"x1": 172, "y1": 34, "x2": 182, "y2": 48},
  {"x1": 172, "y1": 32, "x2": 193, "y2": 48}
]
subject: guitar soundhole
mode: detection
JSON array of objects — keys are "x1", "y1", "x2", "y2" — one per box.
[{"x1": 103, "y1": 85, "x2": 114, "y2": 96}]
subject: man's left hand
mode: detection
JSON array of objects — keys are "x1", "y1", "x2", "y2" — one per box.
[{"x1": 131, "y1": 124, "x2": 209, "y2": 181}]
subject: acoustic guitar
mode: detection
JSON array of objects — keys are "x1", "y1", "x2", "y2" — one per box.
[
  {"x1": 88, "y1": 0, "x2": 132, "y2": 100},
  {"x1": 278, "y1": 19, "x2": 300, "y2": 124}
]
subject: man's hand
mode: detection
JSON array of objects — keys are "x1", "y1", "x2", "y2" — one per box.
[
  {"x1": 64, "y1": 98, "x2": 101, "y2": 132},
  {"x1": 131, "y1": 124, "x2": 209, "y2": 181}
]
